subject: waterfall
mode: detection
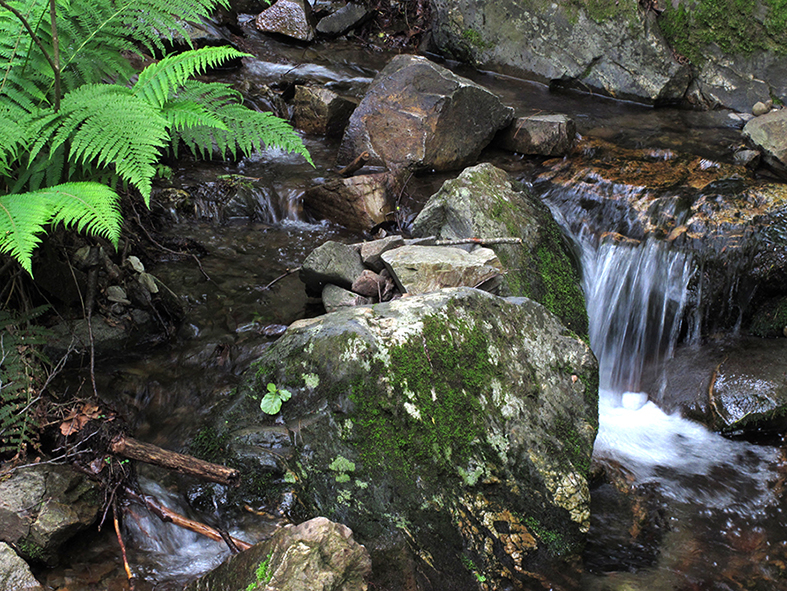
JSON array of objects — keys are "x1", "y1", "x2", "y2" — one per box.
[{"x1": 542, "y1": 187, "x2": 779, "y2": 510}]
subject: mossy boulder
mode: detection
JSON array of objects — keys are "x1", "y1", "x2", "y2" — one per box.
[
  {"x1": 412, "y1": 162, "x2": 588, "y2": 337},
  {"x1": 219, "y1": 287, "x2": 598, "y2": 589},
  {"x1": 430, "y1": 0, "x2": 691, "y2": 104}
]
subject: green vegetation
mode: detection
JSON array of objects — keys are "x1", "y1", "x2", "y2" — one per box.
[
  {"x1": 260, "y1": 382, "x2": 292, "y2": 415},
  {"x1": 749, "y1": 296, "x2": 787, "y2": 337},
  {"x1": 245, "y1": 554, "x2": 273, "y2": 591},
  {"x1": 461, "y1": 28, "x2": 494, "y2": 50},
  {"x1": 189, "y1": 425, "x2": 230, "y2": 464},
  {"x1": 658, "y1": 0, "x2": 787, "y2": 64},
  {"x1": 349, "y1": 311, "x2": 497, "y2": 482},
  {"x1": 0, "y1": 0, "x2": 311, "y2": 276},
  {"x1": 523, "y1": 515, "x2": 572, "y2": 555},
  {"x1": 0, "y1": 307, "x2": 51, "y2": 458}
]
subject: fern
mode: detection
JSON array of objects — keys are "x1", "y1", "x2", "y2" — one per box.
[
  {"x1": 0, "y1": 307, "x2": 51, "y2": 459},
  {"x1": 0, "y1": 2, "x2": 311, "y2": 276},
  {"x1": 0, "y1": 183, "x2": 122, "y2": 276}
]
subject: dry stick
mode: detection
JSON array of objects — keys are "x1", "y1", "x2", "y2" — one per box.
[
  {"x1": 113, "y1": 502, "x2": 135, "y2": 589},
  {"x1": 433, "y1": 237, "x2": 523, "y2": 246},
  {"x1": 337, "y1": 151, "x2": 370, "y2": 177},
  {"x1": 262, "y1": 266, "x2": 301, "y2": 291},
  {"x1": 110, "y1": 435, "x2": 240, "y2": 487},
  {"x1": 125, "y1": 488, "x2": 252, "y2": 552}
]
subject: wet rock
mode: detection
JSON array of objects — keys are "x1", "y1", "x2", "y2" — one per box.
[
  {"x1": 302, "y1": 172, "x2": 403, "y2": 232},
  {"x1": 430, "y1": 0, "x2": 691, "y2": 105},
  {"x1": 750, "y1": 296, "x2": 787, "y2": 338},
  {"x1": 743, "y1": 110, "x2": 787, "y2": 179},
  {"x1": 381, "y1": 245, "x2": 503, "y2": 295},
  {"x1": 0, "y1": 542, "x2": 43, "y2": 590},
  {"x1": 254, "y1": 0, "x2": 316, "y2": 41},
  {"x1": 496, "y1": 114, "x2": 576, "y2": 156},
  {"x1": 336, "y1": 54, "x2": 514, "y2": 171},
  {"x1": 357, "y1": 235, "x2": 405, "y2": 272},
  {"x1": 322, "y1": 284, "x2": 372, "y2": 313},
  {"x1": 685, "y1": 48, "x2": 773, "y2": 112},
  {"x1": 733, "y1": 148, "x2": 761, "y2": 169},
  {"x1": 316, "y1": 2, "x2": 369, "y2": 36},
  {"x1": 292, "y1": 86, "x2": 356, "y2": 137},
  {"x1": 186, "y1": 517, "x2": 371, "y2": 591},
  {"x1": 220, "y1": 287, "x2": 598, "y2": 589},
  {"x1": 299, "y1": 241, "x2": 366, "y2": 295},
  {"x1": 412, "y1": 162, "x2": 588, "y2": 335},
  {"x1": 661, "y1": 337, "x2": 787, "y2": 434},
  {"x1": 47, "y1": 310, "x2": 156, "y2": 358},
  {"x1": 0, "y1": 465, "x2": 101, "y2": 565}
]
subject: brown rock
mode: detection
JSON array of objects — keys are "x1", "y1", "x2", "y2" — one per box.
[
  {"x1": 255, "y1": 0, "x2": 315, "y2": 41},
  {"x1": 292, "y1": 86, "x2": 357, "y2": 137},
  {"x1": 496, "y1": 114, "x2": 576, "y2": 156},
  {"x1": 351, "y1": 269, "x2": 385, "y2": 297}
]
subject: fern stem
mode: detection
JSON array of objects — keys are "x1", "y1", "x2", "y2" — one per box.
[
  {"x1": 48, "y1": 0, "x2": 60, "y2": 111},
  {"x1": 0, "y1": 0, "x2": 58, "y2": 94}
]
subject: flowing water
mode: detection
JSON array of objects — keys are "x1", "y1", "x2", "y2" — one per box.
[{"x1": 38, "y1": 31, "x2": 787, "y2": 591}]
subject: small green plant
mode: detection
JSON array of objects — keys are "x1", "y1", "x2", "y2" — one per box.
[
  {"x1": 259, "y1": 382, "x2": 291, "y2": 415},
  {"x1": 244, "y1": 554, "x2": 273, "y2": 591}
]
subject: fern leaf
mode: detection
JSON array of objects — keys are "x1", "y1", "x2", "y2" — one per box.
[
  {"x1": 0, "y1": 182, "x2": 121, "y2": 276},
  {"x1": 134, "y1": 47, "x2": 250, "y2": 108}
]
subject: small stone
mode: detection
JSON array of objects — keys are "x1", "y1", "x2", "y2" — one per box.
[
  {"x1": 359, "y1": 235, "x2": 405, "y2": 272},
  {"x1": 351, "y1": 269, "x2": 385, "y2": 298},
  {"x1": 322, "y1": 284, "x2": 372, "y2": 313},
  {"x1": 138, "y1": 272, "x2": 159, "y2": 294},
  {"x1": 315, "y1": 2, "x2": 369, "y2": 36},
  {"x1": 255, "y1": 0, "x2": 316, "y2": 41},
  {"x1": 300, "y1": 241, "x2": 367, "y2": 295},
  {"x1": 753, "y1": 101, "x2": 771, "y2": 116}
]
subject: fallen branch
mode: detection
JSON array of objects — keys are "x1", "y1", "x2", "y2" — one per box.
[
  {"x1": 113, "y1": 501, "x2": 135, "y2": 589},
  {"x1": 337, "y1": 150, "x2": 369, "y2": 177},
  {"x1": 434, "y1": 237, "x2": 522, "y2": 246},
  {"x1": 262, "y1": 266, "x2": 302, "y2": 291},
  {"x1": 125, "y1": 488, "x2": 252, "y2": 552},
  {"x1": 110, "y1": 435, "x2": 240, "y2": 487}
]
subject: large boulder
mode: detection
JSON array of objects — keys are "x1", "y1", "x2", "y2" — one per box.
[
  {"x1": 412, "y1": 162, "x2": 588, "y2": 336},
  {"x1": 430, "y1": 0, "x2": 691, "y2": 104},
  {"x1": 743, "y1": 110, "x2": 787, "y2": 179},
  {"x1": 186, "y1": 517, "x2": 371, "y2": 591},
  {"x1": 216, "y1": 287, "x2": 599, "y2": 589},
  {"x1": 336, "y1": 54, "x2": 514, "y2": 171},
  {"x1": 0, "y1": 465, "x2": 101, "y2": 565}
]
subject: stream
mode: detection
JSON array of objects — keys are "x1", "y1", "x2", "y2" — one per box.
[{"x1": 39, "y1": 28, "x2": 787, "y2": 591}]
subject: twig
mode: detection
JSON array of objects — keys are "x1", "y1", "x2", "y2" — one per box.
[
  {"x1": 114, "y1": 501, "x2": 135, "y2": 589},
  {"x1": 433, "y1": 237, "x2": 522, "y2": 246},
  {"x1": 262, "y1": 266, "x2": 301, "y2": 291}
]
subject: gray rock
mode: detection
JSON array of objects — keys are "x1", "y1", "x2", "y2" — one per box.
[
  {"x1": 322, "y1": 283, "x2": 372, "y2": 313},
  {"x1": 357, "y1": 235, "x2": 405, "y2": 272},
  {"x1": 381, "y1": 245, "x2": 503, "y2": 294},
  {"x1": 302, "y1": 172, "x2": 403, "y2": 232},
  {"x1": 733, "y1": 148, "x2": 761, "y2": 169},
  {"x1": 336, "y1": 54, "x2": 514, "y2": 171},
  {"x1": 316, "y1": 2, "x2": 369, "y2": 35},
  {"x1": 186, "y1": 517, "x2": 371, "y2": 591},
  {"x1": 412, "y1": 162, "x2": 588, "y2": 335},
  {"x1": 0, "y1": 542, "x2": 43, "y2": 590},
  {"x1": 219, "y1": 287, "x2": 598, "y2": 589},
  {"x1": 300, "y1": 241, "x2": 366, "y2": 295},
  {"x1": 255, "y1": 0, "x2": 316, "y2": 41},
  {"x1": 292, "y1": 86, "x2": 356, "y2": 137},
  {"x1": 743, "y1": 110, "x2": 787, "y2": 178},
  {"x1": 0, "y1": 465, "x2": 101, "y2": 565},
  {"x1": 430, "y1": 0, "x2": 691, "y2": 104},
  {"x1": 496, "y1": 114, "x2": 576, "y2": 156}
]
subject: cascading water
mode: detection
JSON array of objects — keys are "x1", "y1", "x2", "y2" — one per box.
[{"x1": 542, "y1": 183, "x2": 780, "y2": 511}]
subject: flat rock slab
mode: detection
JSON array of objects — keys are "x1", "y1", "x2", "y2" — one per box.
[{"x1": 381, "y1": 245, "x2": 503, "y2": 294}]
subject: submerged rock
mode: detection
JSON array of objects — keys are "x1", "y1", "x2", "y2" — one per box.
[
  {"x1": 412, "y1": 162, "x2": 588, "y2": 336},
  {"x1": 186, "y1": 517, "x2": 371, "y2": 591},
  {"x1": 336, "y1": 54, "x2": 514, "y2": 171},
  {"x1": 217, "y1": 287, "x2": 598, "y2": 589}
]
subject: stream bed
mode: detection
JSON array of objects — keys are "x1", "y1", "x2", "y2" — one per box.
[{"x1": 38, "y1": 31, "x2": 787, "y2": 591}]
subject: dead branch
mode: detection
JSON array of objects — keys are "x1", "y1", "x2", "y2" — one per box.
[
  {"x1": 262, "y1": 266, "x2": 301, "y2": 291},
  {"x1": 110, "y1": 435, "x2": 240, "y2": 486},
  {"x1": 433, "y1": 237, "x2": 522, "y2": 246},
  {"x1": 124, "y1": 488, "x2": 252, "y2": 552},
  {"x1": 113, "y1": 501, "x2": 135, "y2": 589},
  {"x1": 337, "y1": 151, "x2": 369, "y2": 177}
]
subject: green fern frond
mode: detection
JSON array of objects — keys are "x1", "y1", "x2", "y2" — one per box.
[
  {"x1": 162, "y1": 99, "x2": 228, "y2": 132},
  {"x1": 0, "y1": 182, "x2": 121, "y2": 276},
  {"x1": 134, "y1": 46, "x2": 250, "y2": 108}
]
